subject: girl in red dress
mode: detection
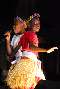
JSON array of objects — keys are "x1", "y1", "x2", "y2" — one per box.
[{"x1": 6, "y1": 13, "x2": 58, "y2": 89}]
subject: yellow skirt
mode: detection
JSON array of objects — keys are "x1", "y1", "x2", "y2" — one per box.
[{"x1": 5, "y1": 58, "x2": 38, "y2": 89}]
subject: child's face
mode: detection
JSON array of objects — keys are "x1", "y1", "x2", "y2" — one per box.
[
  {"x1": 13, "y1": 21, "x2": 24, "y2": 34},
  {"x1": 32, "y1": 19, "x2": 40, "y2": 32}
]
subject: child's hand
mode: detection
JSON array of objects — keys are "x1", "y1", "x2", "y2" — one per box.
[
  {"x1": 47, "y1": 47, "x2": 58, "y2": 53},
  {"x1": 4, "y1": 31, "x2": 11, "y2": 41}
]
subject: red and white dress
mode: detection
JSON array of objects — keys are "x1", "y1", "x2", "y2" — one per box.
[{"x1": 6, "y1": 31, "x2": 45, "y2": 89}]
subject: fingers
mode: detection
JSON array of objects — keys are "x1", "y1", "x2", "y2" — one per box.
[
  {"x1": 52, "y1": 47, "x2": 58, "y2": 50},
  {"x1": 4, "y1": 31, "x2": 10, "y2": 36},
  {"x1": 47, "y1": 47, "x2": 58, "y2": 53},
  {"x1": 4, "y1": 31, "x2": 11, "y2": 41}
]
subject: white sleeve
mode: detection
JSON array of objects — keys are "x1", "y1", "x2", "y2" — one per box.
[{"x1": 11, "y1": 36, "x2": 15, "y2": 46}]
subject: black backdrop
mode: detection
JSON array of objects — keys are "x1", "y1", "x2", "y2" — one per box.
[{"x1": 0, "y1": 0, "x2": 60, "y2": 82}]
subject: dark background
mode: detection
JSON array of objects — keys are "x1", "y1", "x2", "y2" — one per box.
[
  {"x1": 0, "y1": 0, "x2": 60, "y2": 41},
  {"x1": 0, "y1": 0, "x2": 60, "y2": 84}
]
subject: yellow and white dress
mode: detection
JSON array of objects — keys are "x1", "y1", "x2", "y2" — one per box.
[{"x1": 6, "y1": 51, "x2": 45, "y2": 89}]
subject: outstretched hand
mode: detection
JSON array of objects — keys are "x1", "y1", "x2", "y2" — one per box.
[{"x1": 47, "y1": 47, "x2": 58, "y2": 53}]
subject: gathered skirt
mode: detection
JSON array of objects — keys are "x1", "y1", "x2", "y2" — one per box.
[{"x1": 5, "y1": 57, "x2": 45, "y2": 89}]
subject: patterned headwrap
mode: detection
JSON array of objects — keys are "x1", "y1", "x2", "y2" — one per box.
[
  {"x1": 32, "y1": 13, "x2": 40, "y2": 19},
  {"x1": 26, "y1": 13, "x2": 40, "y2": 28},
  {"x1": 14, "y1": 16, "x2": 24, "y2": 25},
  {"x1": 13, "y1": 16, "x2": 27, "y2": 29}
]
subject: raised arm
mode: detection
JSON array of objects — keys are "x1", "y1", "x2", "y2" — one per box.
[{"x1": 5, "y1": 31, "x2": 13, "y2": 55}]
